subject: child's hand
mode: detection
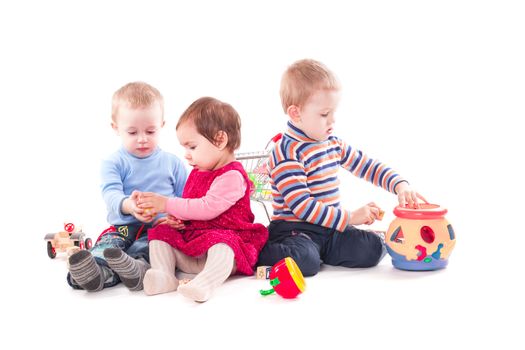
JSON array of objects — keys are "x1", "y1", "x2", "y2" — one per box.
[
  {"x1": 130, "y1": 190, "x2": 141, "y2": 203},
  {"x1": 394, "y1": 182, "x2": 428, "y2": 208},
  {"x1": 123, "y1": 191, "x2": 156, "y2": 223},
  {"x1": 136, "y1": 192, "x2": 168, "y2": 215},
  {"x1": 349, "y1": 202, "x2": 382, "y2": 226},
  {"x1": 154, "y1": 215, "x2": 186, "y2": 230},
  {"x1": 165, "y1": 215, "x2": 186, "y2": 230},
  {"x1": 134, "y1": 212, "x2": 155, "y2": 223}
]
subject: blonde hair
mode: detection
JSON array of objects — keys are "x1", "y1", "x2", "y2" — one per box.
[
  {"x1": 111, "y1": 82, "x2": 164, "y2": 122},
  {"x1": 177, "y1": 97, "x2": 241, "y2": 152},
  {"x1": 280, "y1": 59, "x2": 340, "y2": 113}
]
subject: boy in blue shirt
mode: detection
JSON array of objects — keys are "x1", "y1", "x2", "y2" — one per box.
[{"x1": 67, "y1": 82, "x2": 188, "y2": 292}]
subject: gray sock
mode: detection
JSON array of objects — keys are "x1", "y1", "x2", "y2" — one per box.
[
  {"x1": 104, "y1": 248, "x2": 150, "y2": 291},
  {"x1": 68, "y1": 250, "x2": 104, "y2": 292}
]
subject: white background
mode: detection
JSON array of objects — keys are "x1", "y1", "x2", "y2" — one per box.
[{"x1": 1, "y1": 1, "x2": 524, "y2": 349}]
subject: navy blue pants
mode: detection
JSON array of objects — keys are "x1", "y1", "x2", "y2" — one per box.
[
  {"x1": 67, "y1": 224, "x2": 151, "y2": 289},
  {"x1": 257, "y1": 221, "x2": 385, "y2": 277}
]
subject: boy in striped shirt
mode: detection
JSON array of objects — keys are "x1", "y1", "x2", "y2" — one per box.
[{"x1": 257, "y1": 59, "x2": 426, "y2": 276}]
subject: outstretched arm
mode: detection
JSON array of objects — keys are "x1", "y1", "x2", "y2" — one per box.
[
  {"x1": 339, "y1": 139, "x2": 427, "y2": 207},
  {"x1": 339, "y1": 139, "x2": 406, "y2": 194},
  {"x1": 137, "y1": 170, "x2": 247, "y2": 221}
]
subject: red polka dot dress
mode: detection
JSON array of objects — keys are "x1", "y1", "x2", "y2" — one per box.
[{"x1": 148, "y1": 161, "x2": 269, "y2": 275}]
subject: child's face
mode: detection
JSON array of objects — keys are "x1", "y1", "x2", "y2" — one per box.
[
  {"x1": 292, "y1": 89, "x2": 340, "y2": 141},
  {"x1": 112, "y1": 102, "x2": 164, "y2": 158},
  {"x1": 176, "y1": 121, "x2": 227, "y2": 171}
]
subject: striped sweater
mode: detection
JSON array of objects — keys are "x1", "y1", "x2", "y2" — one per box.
[{"x1": 268, "y1": 122, "x2": 406, "y2": 232}]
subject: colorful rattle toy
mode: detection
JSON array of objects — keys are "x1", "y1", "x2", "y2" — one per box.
[
  {"x1": 260, "y1": 257, "x2": 306, "y2": 299},
  {"x1": 385, "y1": 203, "x2": 456, "y2": 271}
]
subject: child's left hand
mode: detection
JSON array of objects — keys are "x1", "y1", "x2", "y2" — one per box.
[
  {"x1": 136, "y1": 192, "x2": 169, "y2": 214},
  {"x1": 395, "y1": 182, "x2": 427, "y2": 208},
  {"x1": 154, "y1": 215, "x2": 186, "y2": 230}
]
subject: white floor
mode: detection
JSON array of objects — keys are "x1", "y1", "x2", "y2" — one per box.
[{"x1": 6, "y1": 200, "x2": 523, "y2": 350}]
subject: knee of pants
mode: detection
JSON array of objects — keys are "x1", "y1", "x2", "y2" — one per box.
[
  {"x1": 257, "y1": 239, "x2": 321, "y2": 277},
  {"x1": 355, "y1": 250, "x2": 382, "y2": 267},
  {"x1": 325, "y1": 229, "x2": 385, "y2": 268},
  {"x1": 292, "y1": 254, "x2": 320, "y2": 276},
  {"x1": 285, "y1": 241, "x2": 321, "y2": 277},
  {"x1": 350, "y1": 238, "x2": 385, "y2": 268},
  {"x1": 126, "y1": 238, "x2": 150, "y2": 263}
]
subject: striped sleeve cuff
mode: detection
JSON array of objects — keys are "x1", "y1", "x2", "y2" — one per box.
[{"x1": 335, "y1": 209, "x2": 350, "y2": 232}]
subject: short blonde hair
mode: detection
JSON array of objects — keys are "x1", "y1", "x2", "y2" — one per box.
[
  {"x1": 177, "y1": 97, "x2": 241, "y2": 152},
  {"x1": 280, "y1": 59, "x2": 340, "y2": 113},
  {"x1": 111, "y1": 82, "x2": 164, "y2": 122}
]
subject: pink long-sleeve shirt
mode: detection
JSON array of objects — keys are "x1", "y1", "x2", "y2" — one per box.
[{"x1": 165, "y1": 170, "x2": 247, "y2": 220}]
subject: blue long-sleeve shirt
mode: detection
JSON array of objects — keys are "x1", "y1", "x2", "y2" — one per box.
[{"x1": 101, "y1": 147, "x2": 188, "y2": 225}]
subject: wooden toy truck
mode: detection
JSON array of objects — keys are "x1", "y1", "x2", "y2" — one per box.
[{"x1": 44, "y1": 223, "x2": 92, "y2": 259}]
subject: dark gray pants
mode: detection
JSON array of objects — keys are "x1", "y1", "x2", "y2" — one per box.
[{"x1": 257, "y1": 221, "x2": 385, "y2": 276}]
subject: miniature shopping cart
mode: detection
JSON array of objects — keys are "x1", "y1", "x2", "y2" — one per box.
[{"x1": 236, "y1": 134, "x2": 282, "y2": 221}]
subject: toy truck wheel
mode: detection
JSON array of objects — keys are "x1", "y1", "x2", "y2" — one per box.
[
  {"x1": 84, "y1": 238, "x2": 92, "y2": 250},
  {"x1": 47, "y1": 242, "x2": 56, "y2": 259}
]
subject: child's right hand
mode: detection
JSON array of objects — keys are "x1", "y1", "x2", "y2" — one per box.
[
  {"x1": 123, "y1": 191, "x2": 155, "y2": 223},
  {"x1": 133, "y1": 209, "x2": 155, "y2": 223},
  {"x1": 348, "y1": 202, "x2": 382, "y2": 226}
]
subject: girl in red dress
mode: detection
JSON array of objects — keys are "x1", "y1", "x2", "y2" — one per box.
[{"x1": 135, "y1": 97, "x2": 268, "y2": 302}]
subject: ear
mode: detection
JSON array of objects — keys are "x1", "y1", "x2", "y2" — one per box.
[
  {"x1": 287, "y1": 105, "x2": 301, "y2": 122},
  {"x1": 215, "y1": 130, "x2": 229, "y2": 150},
  {"x1": 111, "y1": 122, "x2": 119, "y2": 134}
]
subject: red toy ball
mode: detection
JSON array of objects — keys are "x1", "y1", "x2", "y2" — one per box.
[{"x1": 260, "y1": 257, "x2": 306, "y2": 299}]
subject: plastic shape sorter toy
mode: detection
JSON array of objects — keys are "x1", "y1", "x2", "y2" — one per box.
[{"x1": 385, "y1": 204, "x2": 456, "y2": 271}]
